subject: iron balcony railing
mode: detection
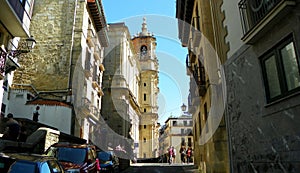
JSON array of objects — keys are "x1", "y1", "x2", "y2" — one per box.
[
  {"x1": 0, "y1": 47, "x2": 7, "y2": 75},
  {"x1": 239, "y1": 0, "x2": 283, "y2": 34}
]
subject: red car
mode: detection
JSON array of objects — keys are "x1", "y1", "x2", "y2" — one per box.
[{"x1": 46, "y1": 142, "x2": 100, "y2": 173}]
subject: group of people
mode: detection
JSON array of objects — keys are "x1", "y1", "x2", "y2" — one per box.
[
  {"x1": 179, "y1": 146, "x2": 193, "y2": 164},
  {"x1": 168, "y1": 145, "x2": 193, "y2": 164}
]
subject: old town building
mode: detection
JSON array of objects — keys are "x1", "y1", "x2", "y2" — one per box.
[
  {"x1": 223, "y1": 0, "x2": 300, "y2": 172},
  {"x1": 176, "y1": 0, "x2": 229, "y2": 172},
  {"x1": 2, "y1": 0, "x2": 109, "y2": 143},
  {"x1": 0, "y1": 0, "x2": 35, "y2": 116},
  {"x1": 177, "y1": 0, "x2": 300, "y2": 172},
  {"x1": 159, "y1": 114, "x2": 194, "y2": 164}
]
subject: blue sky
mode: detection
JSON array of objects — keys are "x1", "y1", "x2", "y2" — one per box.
[{"x1": 102, "y1": 0, "x2": 189, "y2": 124}]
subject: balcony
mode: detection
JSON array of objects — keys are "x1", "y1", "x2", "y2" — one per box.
[
  {"x1": 87, "y1": 0, "x2": 109, "y2": 47},
  {"x1": 0, "y1": 48, "x2": 7, "y2": 79},
  {"x1": 92, "y1": 81, "x2": 99, "y2": 89},
  {"x1": 81, "y1": 97, "x2": 91, "y2": 115},
  {"x1": 239, "y1": 0, "x2": 296, "y2": 44},
  {"x1": 0, "y1": 0, "x2": 34, "y2": 37},
  {"x1": 86, "y1": 29, "x2": 95, "y2": 47},
  {"x1": 176, "y1": 0, "x2": 194, "y2": 47}
]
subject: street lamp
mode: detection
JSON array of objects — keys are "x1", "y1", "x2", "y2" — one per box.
[
  {"x1": 0, "y1": 36, "x2": 36, "y2": 75},
  {"x1": 181, "y1": 103, "x2": 187, "y2": 112},
  {"x1": 8, "y1": 36, "x2": 36, "y2": 57}
]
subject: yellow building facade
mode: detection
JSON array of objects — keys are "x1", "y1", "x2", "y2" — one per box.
[{"x1": 176, "y1": 0, "x2": 229, "y2": 172}]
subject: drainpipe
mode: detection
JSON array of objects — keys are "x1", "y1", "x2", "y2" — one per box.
[
  {"x1": 68, "y1": 0, "x2": 78, "y2": 135},
  {"x1": 68, "y1": 0, "x2": 78, "y2": 98}
]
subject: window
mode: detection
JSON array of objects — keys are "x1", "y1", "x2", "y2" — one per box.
[
  {"x1": 144, "y1": 125, "x2": 146, "y2": 129},
  {"x1": 48, "y1": 160, "x2": 64, "y2": 173},
  {"x1": 187, "y1": 129, "x2": 193, "y2": 135},
  {"x1": 1, "y1": 103, "x2": 6, "y2": 117},
  {"x1": 144, "y1": 108, "x2": 146, "y2": 112},
  {"x1": 181, "y1": 129, "x2": 184, "y2": 134},
  {"x1": 181, "y1": 138, "x2": 185, "y2": 145},
  {"x1": 172, "y1": 121, "x2": 177, "y2": 126},
  {"x1": 40, "y1": 162, "x2": 51, "y2": 173},
  {"x1": 143, "y1": 138, "x2": 146, "y2": 143},
  {"x1": 183, "y1": 121, "x2": 187, "y2": 126},
  {"x1": 204, "y1": 103, "x2": 208, "y2": 133},
  {"x1": 188, "y1": 137, "x2": 192, "y2": 147},
  {"x1": 261, "y1": 36, "x2": 300, "y2": 103},
  {"x1": 198, "y1": 112, "x2": 201, "y2": 135},
  {"x1": 144, "y1": 94, "x2": 146, "y2": 101},
  {"x1": 140, "y1": 45, "x2": 147, "y2": 58},
  {"x1": 9, "y1": 161, "x2": 36, "y2": 173},
  {"x1": 144, "y1": 83, "x2": 146, "y2": 87}
]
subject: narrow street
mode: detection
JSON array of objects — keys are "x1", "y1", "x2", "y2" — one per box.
[{"x1": 120, "y1": 163, "x2": 198, "y2": 173}]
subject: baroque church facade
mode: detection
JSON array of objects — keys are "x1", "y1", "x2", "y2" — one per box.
[{"x1": 102, "y1": 18, "x2": 159, "y2": 159}]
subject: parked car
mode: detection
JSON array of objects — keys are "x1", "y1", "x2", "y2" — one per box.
[
  {"x1": 0, "y1": 152, "x2": 65, "y2": 173},
  {"x1": 46, "y1": 142, "x2": 100, "y2": 173},
  {"x1": 97, "y1": 151, "x2": 119, "y2": 173}
]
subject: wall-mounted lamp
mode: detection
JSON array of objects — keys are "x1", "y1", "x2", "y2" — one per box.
[
  {"x1": 8, "y1": 36, "x2": 36, "y2": 57},
  {"x1": 0, "y1": 36, "x2": 37, "y2": 75}
]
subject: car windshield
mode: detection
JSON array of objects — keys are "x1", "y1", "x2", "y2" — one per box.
[
  {"x1": 9, "y1": 161, "x2": 36, "y2": 173},
  {"x1": 98, "y1": 152, "x2": 112, "y2": 162},
  {"x1": 57, "y1": 147, "x2": 86, "y2": 164}
]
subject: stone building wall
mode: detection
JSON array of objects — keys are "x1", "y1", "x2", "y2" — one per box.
[
  {"x1": 13, "y1": 0, "x2": 76, "y2": 91},
  {"x1": 225, "y1": 6, "x2": 300, "y2": 172},
  {"x1": 12, "y1": 0, "x2": 90, "y2": 94}
]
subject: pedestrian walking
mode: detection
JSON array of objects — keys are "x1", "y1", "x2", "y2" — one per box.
[
  {"x1": 32, "y1": 106, "x2": 40, "y2": 122},
  {"x1": 172, "y1": 146, "x2": 176, "y2": 163},
  {"x1": 186, "y1": 147, "x2": 192, "y2": 164},
  {"x1": 2, "y1": 113, "x2": 20, "y2": 141},
  {"x1": 168, "y1": 146, "x2": 174, "y2": 164},
  {"x1": 180, "y1": 146, "x2": 186, "y2": 163}
]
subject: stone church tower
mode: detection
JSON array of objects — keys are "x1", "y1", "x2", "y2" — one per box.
[{"x1": 132, "y1": 18, "x2": 159, "y2": 159}]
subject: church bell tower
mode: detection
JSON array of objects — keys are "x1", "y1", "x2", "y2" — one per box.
[{"x1": 132, "y1": 18, "x2": 159, "y2": 159}]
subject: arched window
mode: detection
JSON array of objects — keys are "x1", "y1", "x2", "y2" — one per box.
[{"x1": 140, "y1": 45, "x2": 147, "y2": 58}]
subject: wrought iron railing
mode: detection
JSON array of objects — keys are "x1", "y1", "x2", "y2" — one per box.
[
  {"x1": 239, "y1": 0, "x2": 283, "y2": 34},
  {"x1": 0, "y1": 48, "x2": 7, "y2": 75}
]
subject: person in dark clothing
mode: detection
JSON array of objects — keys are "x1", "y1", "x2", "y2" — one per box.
[
  {"x1": 179, "y1": 146, "x2": 186, "y2": 163},
  {"x1": 18, "y1": 121, "x2": 27, "y2": 142},
  {"x1": 32, "y1": 106, "x2": 40, "y2": 122},
  {"x1": 2, "y1": 113, "x2": 20, "y2": 141}
]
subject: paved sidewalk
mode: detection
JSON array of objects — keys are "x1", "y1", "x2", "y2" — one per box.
[{"x1": 120, "y1": 163, "x2": 198, "y2": 173}]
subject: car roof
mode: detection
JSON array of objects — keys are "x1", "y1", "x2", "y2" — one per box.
[
  {"x1": 51, "y1": 142, "x2": 95, "y2": 149},
  {"x1": 0, "y1": 153, "x2": 56, "y2": 162}
]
